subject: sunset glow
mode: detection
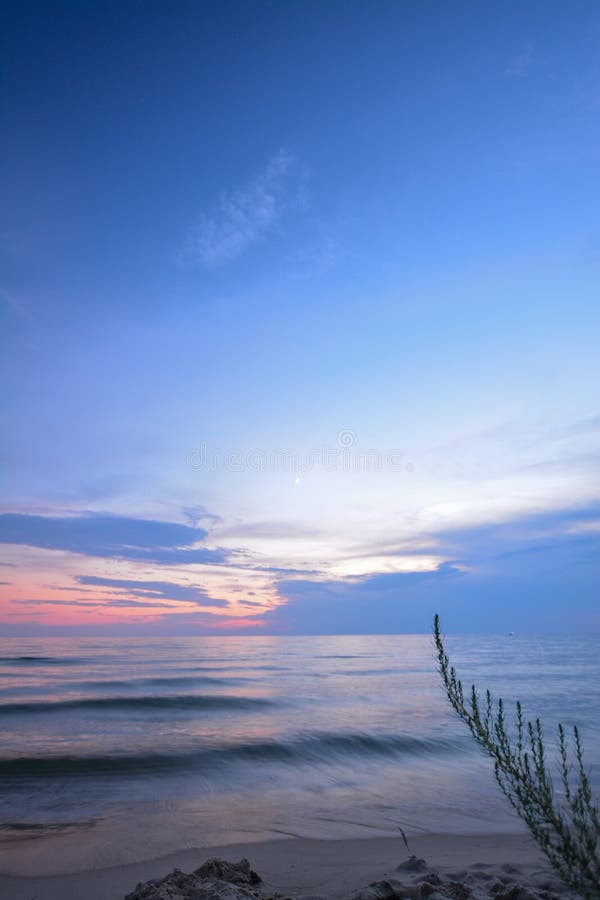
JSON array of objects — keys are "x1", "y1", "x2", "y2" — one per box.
[{"x1": 2, "y1": 1, "x2": 599, "y2": 635}]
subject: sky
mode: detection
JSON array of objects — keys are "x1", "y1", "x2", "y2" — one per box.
[{"x1": 1, "y1": 0, "x2": 599, "y2": 635}]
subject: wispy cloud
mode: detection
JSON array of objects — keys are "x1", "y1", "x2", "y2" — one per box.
[
  {"x1": 177, "y1": 150, "x2": 304, "y2": 267},
  {"x1": 11, "y1": 597, "x2": 180, "y2": 609},
  {"x1": 249, "y1": 565, "x2": 320, "y2": 575},
  {"x1": 561, "y1": 414, "x2": 600, "y2": 438},
  {"x1": 75, "y1": 575, "x2": 229, "y2": 607},
  {"x1": 182, "y1": 505, "x2": 222, "y2": 527},
  {"x1": 219, "y1": 520, "x2": 321, "y2": 540}
]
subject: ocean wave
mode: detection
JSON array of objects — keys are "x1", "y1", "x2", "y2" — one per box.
[
  {"x1": 314, "y1": 654, "x2": 360, "y2": 659},
  {"x1": 0, "y1": 656, "x2": 88, "y2": 665},
  {"x1": 189, "y1": 659, "x2": 289, "y2": 672},
  {"x1": 339, "y1": 667, "x2": 405, "y2": 676},
  {"x1": 77, "y1": 675, "x2": 235, "y2": 689},
  {"x1": 0, "y1": 694, "x2": 275, "y2": 715},
  {"x1": 0, "y1": 732, "x2": 463, "y2": 778},
  {"x1": 0, "y1": 819, "x2": 97, "y2": 837}
]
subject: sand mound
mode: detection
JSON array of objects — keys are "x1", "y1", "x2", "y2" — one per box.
[
  {"x1": 123, "y1": 857, "x2": 278, "y2": 900},
  {"x1": 122, "y1": 855, "x2": 575, "y2": 900}
]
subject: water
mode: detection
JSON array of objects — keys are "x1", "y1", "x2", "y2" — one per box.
[{"x1": 1, "y1": 634, "x2": 599, "y2": 871}]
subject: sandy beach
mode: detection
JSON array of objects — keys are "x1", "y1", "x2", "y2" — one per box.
[
  {"x1": 0, "y1": 832, "x2": 575, "y2": 899},
  {"x1": 2, "y1": 637, "x2": 594, "y2": 899}
]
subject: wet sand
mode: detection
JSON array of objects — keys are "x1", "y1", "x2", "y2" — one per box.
[{"x1": 0, "y1": 831, "x2": 574, "y2": 899}]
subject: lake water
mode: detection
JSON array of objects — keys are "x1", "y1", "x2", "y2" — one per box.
[{"x1": 1, "y1": 633, "x2": 599, "y2": 870}]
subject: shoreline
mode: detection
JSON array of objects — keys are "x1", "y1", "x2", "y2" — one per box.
[{"x1": 0, "y1": 831, "x2": 572, "y2": 899}]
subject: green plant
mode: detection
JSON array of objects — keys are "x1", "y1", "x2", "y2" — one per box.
[{"x1": 433, "y1": 614, "x2": 600, "y2": 897}]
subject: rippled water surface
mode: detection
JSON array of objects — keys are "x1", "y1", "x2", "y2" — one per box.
[{"x1": 1, "y1": 634, "x2": 599, "y2": 866}]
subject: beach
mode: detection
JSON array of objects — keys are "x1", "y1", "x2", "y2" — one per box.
[
  {"x1": 4, "y1": 0, "x2": 600, "y2": 892},
  {"x1": 0, "y1": 832, "x2": 576, "y2": 899},
  {"x1": 1, "y1": 634, "x2": 596, "y2": 898}
]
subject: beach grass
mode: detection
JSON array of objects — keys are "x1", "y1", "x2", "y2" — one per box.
[{"x1": 434, "y1": 614, "x2": 600, "y2": 897}]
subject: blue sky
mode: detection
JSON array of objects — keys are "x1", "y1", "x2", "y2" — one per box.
[{"x1": 1, "y1": 1, "x2": 599, "y2": 634}]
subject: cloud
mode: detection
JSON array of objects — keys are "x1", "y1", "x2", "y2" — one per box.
[
  {"x1": 0, "y1": 512, "x2": 229, "y2": 565},
  {"x1": 265, "y1": 564, "x2": 462, "y2": 634},
  {"x1": 219, "y1": 520, "x2": 323, "y2": 540},
  {"x1": 177, "y1": 150, "x2": 304, "y2": 267},
  {"x1": 251, "y1": 565, "x2": 321, "y2": 575},
  {"x1": 505, "y1": 44, "x2": 535, "y2": 78},
  {"x1": 42, "y1": 584, "x2": 97, "y2": 593},
  {"x1": 75, "y1": 575, "x2": 229, "y2": 607},
  {"x1": 11, "y1": 597, "x2": 181, "y2": 609},
  {"x1": 265, "y1": 505, "x2": 600, "y2": 634},
  {"x1": 182, "y1": 505, "x2": 221, "y2": 526},
  {"x1": 434, "y1": 503, "x2": 600, "y2": 562},
  {"x1": 561, "y1": 414, "x2": 600, "y2": 438}
]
